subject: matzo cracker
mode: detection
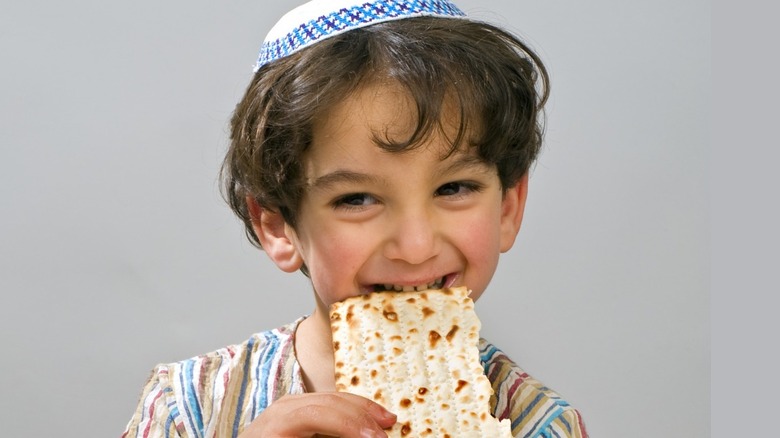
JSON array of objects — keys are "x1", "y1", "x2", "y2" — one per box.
[{"x1": 329, "y1": 287, "x2": 512, "y2": 437}]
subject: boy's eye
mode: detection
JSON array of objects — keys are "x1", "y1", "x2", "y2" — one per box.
[
  {"x1": 333, "y1": 193, "x2": 377, "y2": 208},
  {"x1": 435, "y1": 181, "x2": 481, "y2": 197}
]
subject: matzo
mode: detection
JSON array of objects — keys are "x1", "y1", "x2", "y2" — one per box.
[{"x1": 329, "y1": 287, "x2": 512, "y2": 437}]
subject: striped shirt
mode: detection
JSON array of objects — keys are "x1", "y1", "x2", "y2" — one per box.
[{"x1": 122, "y1": 318, "x2": 586, "y2": 438}]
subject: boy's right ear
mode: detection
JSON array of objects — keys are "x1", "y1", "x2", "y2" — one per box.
[{"x1": 246, "y1": 197, "x2": 304, "y2": 273}]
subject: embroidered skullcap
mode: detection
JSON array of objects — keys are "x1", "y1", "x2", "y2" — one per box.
[{"x1": 254, "y1": 0, "x2": 467, "y2": 71}]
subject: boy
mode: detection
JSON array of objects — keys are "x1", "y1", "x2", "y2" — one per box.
[{"x1": 123, "y1": 0, "x2": 587, "y2": 437}]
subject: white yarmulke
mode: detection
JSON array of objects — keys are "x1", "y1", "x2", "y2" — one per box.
[{"x1": 254, "y1": 0, "x2": 467, "y2": 72}]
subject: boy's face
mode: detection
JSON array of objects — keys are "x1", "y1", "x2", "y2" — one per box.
[{"x1": 274, "y1": 81, "x2": 526, "y2": 312}]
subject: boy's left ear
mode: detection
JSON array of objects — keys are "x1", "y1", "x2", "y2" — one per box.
[{"x1": 499, "y1": 173, "x2": 529, "y2": 253}]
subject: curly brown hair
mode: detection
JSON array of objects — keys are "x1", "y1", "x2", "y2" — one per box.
[{"x1": 222, "y1": 17, "x2": 549, "y2": 248}]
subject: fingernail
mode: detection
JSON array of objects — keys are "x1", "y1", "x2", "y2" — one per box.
[{"x1": 382, "y1": 410, "x2": 397, "y2": 421}]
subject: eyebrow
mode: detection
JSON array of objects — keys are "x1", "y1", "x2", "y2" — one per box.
[
  {"x1": 308, "y1": 170, "x2": 386, "y2": 192},
  {"x1": 434, "y1": 154, "x2": 493, "y2": 179},
  {"x1": 307, "y1": 153, "x2": 492, "y2": 192}
]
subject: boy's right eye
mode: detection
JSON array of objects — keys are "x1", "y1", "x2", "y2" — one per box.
[{"x1": 332, "y1": 193, "x2": 377, "y2": 209}]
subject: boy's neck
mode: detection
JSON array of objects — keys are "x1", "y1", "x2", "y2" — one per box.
[{"x1": 295, "y1": 304, "x2": 337, "y2": 393}]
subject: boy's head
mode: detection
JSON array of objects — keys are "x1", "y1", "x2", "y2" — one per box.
[{"x1": 222, "y1": 0, "x2": 549, "y2": 250}]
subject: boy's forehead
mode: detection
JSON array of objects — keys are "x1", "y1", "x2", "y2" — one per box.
[
  {"x1": 312, "y1": 79, "x2": 470, "y2": 146},
  {"x1": 305, "y1": 93, "x2": 490, "y2": 179},
  {"x1": 315, "y1": 81, "x2": 414, "y2": 132},
  {"x1": 302, "y1": 80, "x2": 489, "y2": 186}
]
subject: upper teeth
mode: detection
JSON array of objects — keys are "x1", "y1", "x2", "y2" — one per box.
[{"x1": 381, "y1": 277, "x2": 445, "y2": 292}]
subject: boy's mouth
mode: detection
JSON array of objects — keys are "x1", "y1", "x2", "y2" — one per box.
[{"x1": 372, "y1": 275, "x2": 447, "y2": 292}]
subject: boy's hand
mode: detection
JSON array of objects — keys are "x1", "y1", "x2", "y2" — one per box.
[{"x1": 238, "y1": 392, "x2": 397, "y2": 438}]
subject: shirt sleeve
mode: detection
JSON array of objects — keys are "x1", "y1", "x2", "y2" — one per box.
[
  {"x1": 532, "y1": 407, "x2": 588, "y2": 438},
  {"x1": 121, "y1": 366, "x2": 184, "y2": 438},
  {"x1": 480, "y1": 340, "x2": 588, "y2": 438}
]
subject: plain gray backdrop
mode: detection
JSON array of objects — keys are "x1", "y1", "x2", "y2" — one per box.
[{"x1": 0, "y1": 0, "x2": 709, "y2": 436}]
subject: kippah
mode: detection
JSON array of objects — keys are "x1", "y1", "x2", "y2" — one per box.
[{"x1": 254, "y1": 0, "x2": 467, "y2": 72}]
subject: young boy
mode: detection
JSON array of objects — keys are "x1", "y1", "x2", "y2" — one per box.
[{"x1": 123, "y1": 0, "x2": 587, "y2": 437}]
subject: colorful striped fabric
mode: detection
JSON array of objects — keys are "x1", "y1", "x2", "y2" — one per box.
[
  {"x1": 122, "y1": 318, "x2": 586, "y2": 438},
  {"x1": 481, "y1": 344, "x2": 588, "y2": 438}
]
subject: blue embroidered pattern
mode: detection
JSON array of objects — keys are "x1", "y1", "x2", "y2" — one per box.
[{"x1": 254, "y1": 0, "x2": 465, "y2": 71}]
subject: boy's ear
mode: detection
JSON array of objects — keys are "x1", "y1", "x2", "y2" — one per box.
[
  {"x1": 246, "y1": 197, "x2": 304, "y2": 273},
  {"x1": 499, "y1": 173, "x2": 530, "y2": 253}
]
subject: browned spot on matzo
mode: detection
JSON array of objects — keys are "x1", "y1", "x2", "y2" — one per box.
[
  {"x1": 446, "y1": 325, "x2": 459, "y2": 342},
  {"x1": 428, "y1": 330, "x2": 441, "y2": 348}
]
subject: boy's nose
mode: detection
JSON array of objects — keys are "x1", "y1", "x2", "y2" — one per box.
[{"x1": 382, "y1": 210, "x2": 441, "y2": 265}]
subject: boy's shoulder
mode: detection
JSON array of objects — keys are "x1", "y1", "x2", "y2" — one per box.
[
  {"x1": 122, "y1": 319, "x2": 306, "y2": 438},
  {"x1": 480, "y1": 339, "x2": 589, "y2": 438},
  {"x1": 155, "y1": 317, "x2": 302, "y2": 377}
]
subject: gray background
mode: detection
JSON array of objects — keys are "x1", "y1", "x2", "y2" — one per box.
[
  {"x1": 0, "y1": 0, "x2": 709, "y2": 436},
  {"x1": 710, "y1": 1, "x2": 780, "y2": 436}
]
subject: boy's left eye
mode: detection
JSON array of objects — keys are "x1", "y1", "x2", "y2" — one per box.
[{"x1": 435, "y1": 181, "x2": 481, "y2": 197}]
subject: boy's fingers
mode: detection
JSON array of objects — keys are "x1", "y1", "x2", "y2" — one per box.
[
  {"x1": 344, "y1": 393, "x2": 397, "y2": 428},
  {"x1": 334, "y1": 392, "x2": 396, "y2": 419},
  {"x1": 297, "y1": 393, "x2": 397, "y2": 435},
  {"x1": 288, "y1": 403, "x2": 386, "y2": 438},
  {"x1": 240, "y1": 392, "x2": 396, "y2": 438}
]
